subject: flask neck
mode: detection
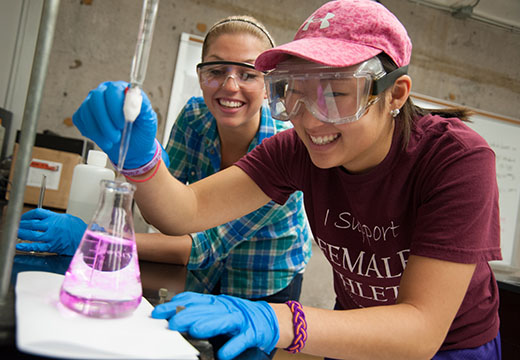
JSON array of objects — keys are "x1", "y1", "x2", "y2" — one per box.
[{"x1": 89, "y1": 180, "x2": 136, "y2": 240}]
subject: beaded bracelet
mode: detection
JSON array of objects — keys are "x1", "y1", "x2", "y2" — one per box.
[
  {"x1": 284, "y1": 300, "x2": 307, "y2": 353},
  {"x1": 124, "y1": 158, "x2": 161, "y2": 183},
  {"x1": 117, "y1": 139, "x2": 161, "y2": 177}
]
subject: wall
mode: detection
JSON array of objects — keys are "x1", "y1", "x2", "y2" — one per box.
[
  {"x1": 0, "y1": 0, "x2": 43, "y2": 157},
  {"x1": 382, "y1": 0, "x2": 520, "y2": 118},
  {"x1": 21, "y1": 0, "x2": 519, "y2": 147}
]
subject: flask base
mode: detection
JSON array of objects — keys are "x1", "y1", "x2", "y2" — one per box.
[{"x1": 59, "y1": 290, "x2": 141, "y2": 318}]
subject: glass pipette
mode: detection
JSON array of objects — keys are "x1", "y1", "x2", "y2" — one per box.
[{"x1": 118, "y1": 0, "x2": 160, "y2": 172}]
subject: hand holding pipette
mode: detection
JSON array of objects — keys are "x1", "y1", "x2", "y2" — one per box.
[
  {"x1": 73, "y1": 81, "x2": 158, "y2": 170},
  {"x1": 117, "y1": 0, "x2": 159, "y2": 171}
]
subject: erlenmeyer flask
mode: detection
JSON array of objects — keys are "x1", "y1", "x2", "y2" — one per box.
[{"x1": 59, "y1": 180, "x2": 142, "y2": 318}]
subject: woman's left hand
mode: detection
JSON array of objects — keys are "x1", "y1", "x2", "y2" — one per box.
[
  {"x1": 16, "y1": 208, "x2": 87, "y2": 256},
  {"x1": 151, "y1": 292, "x2": 280, "y2": 360}
]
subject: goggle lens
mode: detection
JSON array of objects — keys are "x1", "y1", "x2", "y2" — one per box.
[
  {"x1": 266, "y1": 72, "x2": 376, "y2": 124},
  {"x1": 197, "y1": 61, "x2": 265, "y2": 91},
  {"x1": 263, "y1": 57, "x2": 403, "y2": 124}
]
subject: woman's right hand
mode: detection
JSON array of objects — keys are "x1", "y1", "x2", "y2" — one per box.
[
  {"x1": 72, "y1": 81, "x2": 158, "y2": 170},
  {"x1": 151, "y1": 292, "x2": 280, "y2": 360}
]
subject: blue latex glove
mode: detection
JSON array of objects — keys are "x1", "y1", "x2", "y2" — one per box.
[
  {"x1": 72, "y1": 81, "x2": 158, "y2": 169},
  {"x1": 151, "y1": 292, "x2": 280, "y2": 360},
  {"x1": 16, "y1": 209, "x2": 87, "y2": 256}
]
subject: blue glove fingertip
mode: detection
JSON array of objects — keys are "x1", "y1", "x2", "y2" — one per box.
[
  {"x1": 17, "y1": 228, "x2": 40, "y2": 240},
  {"x1": 20, "y1": 208, "x2": 48, "y2": 221},
  {"x1": 16, "y1": 242, "x2": 49, "y2": 253},
  {"x1": 167, "y1": 314, "x2": 194, "y2": 333},
  {"x1": 151, "y1": 300, "x2": 183, "y2": 319},
  {"x1": 151, "y1": 307, "x2": 169, "y2": 319},
  {"x1": 15, "y1": 243, "x2": 29, "y2": 252},
  {"x1": 217, "y1": 335, "x2": 249, "y2": 360}
]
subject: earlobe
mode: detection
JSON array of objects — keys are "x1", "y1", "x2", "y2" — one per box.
[{"x1": 390, "y1": 75, "x2": 412, "y2": 109}]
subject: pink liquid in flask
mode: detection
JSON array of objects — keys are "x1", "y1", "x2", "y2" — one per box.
[{"x1": 60, "y1": 230, "x2": 142, "y2": 318}]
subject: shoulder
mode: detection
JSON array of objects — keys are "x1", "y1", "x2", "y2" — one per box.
[
  {"x1": 412, "y1": 114, "x2": 490, "y2": 151},
  {"x1": 243, "y1": 129, "x2": 300, "y2": 165},
  {"x1": 248, "y1": 129, "x2": 309, "y2": 171},
  {"x1": 262, "y1": 127, "x2": 300, "y2": 149},
  {"x1": 405, "y1": 114, "x2": 497, "y2": 194},
  {"x1": 407, "y1": 114, "x2": 495, "y2": 170}
]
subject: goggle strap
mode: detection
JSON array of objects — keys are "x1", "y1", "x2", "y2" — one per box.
[{"x1": 371, "y1": 65, "x2": 409, "y2": 95}]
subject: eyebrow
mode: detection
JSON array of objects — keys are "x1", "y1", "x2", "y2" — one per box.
[{"x1": 207, "y1": 55, "x2": 256, "y2": 64}]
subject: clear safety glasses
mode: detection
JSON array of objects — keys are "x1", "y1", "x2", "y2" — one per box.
[
  {"x1": 197, "y1": 61, "x2": 266, "y2": 91},
  {"x1": 264, "y1": 57, "x2": 408, "y2": 124}
]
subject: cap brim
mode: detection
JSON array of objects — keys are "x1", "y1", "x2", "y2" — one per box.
[{"x1": 255, "y1": 38, "x2": 383, "y2": 71}]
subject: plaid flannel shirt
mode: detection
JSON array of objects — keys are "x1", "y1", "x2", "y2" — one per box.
[{"x1": 165, "y1": 96, "x2": 311, "y2": 299}]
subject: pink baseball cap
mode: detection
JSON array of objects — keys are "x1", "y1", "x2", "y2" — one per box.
[{"x1": 255, "y1": 0, "x2": 412, "y2": 71}]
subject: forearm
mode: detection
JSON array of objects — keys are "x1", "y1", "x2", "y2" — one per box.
[
  {"x1": 271, "y1": 256, "x2": 475, "y2": 359},
  {"x1": 133, "y1": 163, "x2": 271, "y2": 235},
  {"x1": 271, "y1": 303, "x2": 444, "y2": 360},
  {"x1": 133, "y1": 162, "x2": 199, "y2": 234},
  {"x1": 135, "y1": 232, "x2": 192, "y2": 265}
]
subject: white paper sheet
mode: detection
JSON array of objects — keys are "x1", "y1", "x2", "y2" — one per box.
[{"x1": 15, "y1": 271, "x2": 199, "y2": 359}]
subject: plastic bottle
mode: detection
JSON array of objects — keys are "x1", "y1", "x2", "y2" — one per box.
[{"x1": 66, "y1": 150, "x2": 115, "y2": 223}]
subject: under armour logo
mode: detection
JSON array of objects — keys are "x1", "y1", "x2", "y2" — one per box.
[{"x1": 302, "y1": 12, "x2": 335, "y2": 31}]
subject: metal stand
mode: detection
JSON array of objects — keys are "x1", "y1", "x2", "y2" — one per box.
[
  {"x1": 0, "y1": 285, "x2": 14, "y2": 347},
  {"x1": 0, "y1": 0, "x2": 61, "y2": 336}
]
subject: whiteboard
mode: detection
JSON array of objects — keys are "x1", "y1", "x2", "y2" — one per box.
[
  {"x1": 412, "y1": 93, "x2": 520, "y2": 268},
  {"x1": 163, "y1": 32, "x2": 203, "y2": 146}
]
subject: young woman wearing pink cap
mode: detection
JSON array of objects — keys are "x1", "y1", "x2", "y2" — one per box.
[{"x1": 72, "y1": 0, "x2": 501, "y2": 359}]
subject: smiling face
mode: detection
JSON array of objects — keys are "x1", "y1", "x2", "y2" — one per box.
[{"x1": 200, "y1": 33, "x2": 267, "y2": 133}]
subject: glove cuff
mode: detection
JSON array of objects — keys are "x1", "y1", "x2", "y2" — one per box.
[{"x1": 117, "y1": 139, "x2": 161, "y2": 176}]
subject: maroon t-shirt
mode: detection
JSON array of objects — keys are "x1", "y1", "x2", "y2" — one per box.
[{"x1": 236, "y1": 114, "x2": 501, "y2": 350}]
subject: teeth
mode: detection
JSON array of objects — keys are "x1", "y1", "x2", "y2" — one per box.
[
  {"x1": 219, "y1": 99, "x2": 243, "y2": 108},
  {"x1": 310, "y1": 134, "x2": 339, "y2": 145}
]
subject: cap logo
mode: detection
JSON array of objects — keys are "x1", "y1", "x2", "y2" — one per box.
[{"x1": 301, "y1": 12, "x2": 335, "y2": 31}]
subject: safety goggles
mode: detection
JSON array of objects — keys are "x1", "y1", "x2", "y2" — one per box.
[
  {"x1": 264, "y1": 57, "x2": 408, "y2": 124},
  {"x1": 196, "y1": 61, "x2": 266, "y2": 91}
]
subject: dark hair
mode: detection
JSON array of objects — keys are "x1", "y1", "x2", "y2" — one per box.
[
  {"x1": 202, "y1": 16, "x2": 275, "y2": 61},
  {"x1": 376, "y1": 53, "x2": 473, "y2": 149}
]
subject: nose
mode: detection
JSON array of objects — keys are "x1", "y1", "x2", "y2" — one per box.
[
  {"x1": 221, "y1": 75, "x2": 240, "y2": 90},
  {"x1": 297, "y1": 101, "x2": 326, "y2": 128}
]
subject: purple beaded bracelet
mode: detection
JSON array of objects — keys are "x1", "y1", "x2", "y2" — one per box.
[
  {"x1": 117, "y1": 139, "x2": 161, "y2": 177},
  {"x1": 284, "y1": 300, "x2": 307, "y2": 353}
]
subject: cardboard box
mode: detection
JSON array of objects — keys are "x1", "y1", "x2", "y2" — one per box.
[{"x1": 7, "y1": 144, "x2": 82, "y2": 210}]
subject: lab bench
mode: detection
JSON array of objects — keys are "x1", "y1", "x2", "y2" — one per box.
[{"x1": 0, "y1": 253, "x2": 270, "y2": 360}]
